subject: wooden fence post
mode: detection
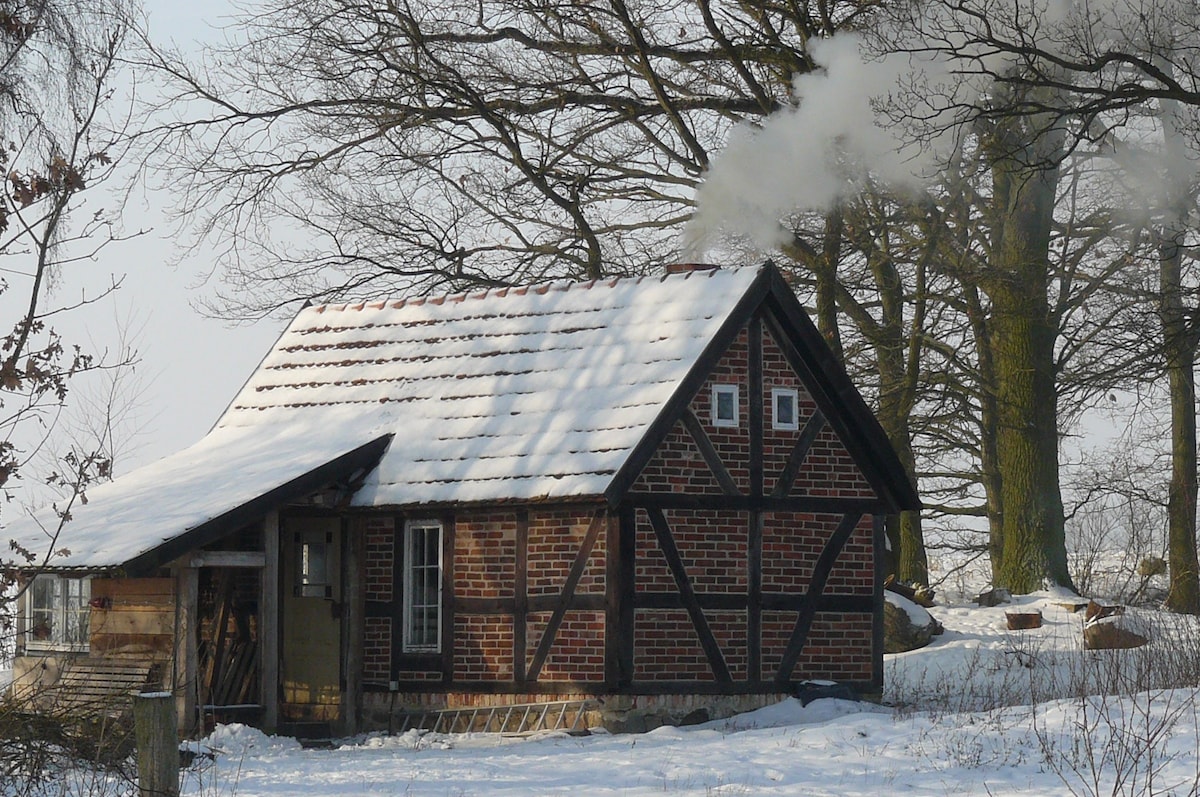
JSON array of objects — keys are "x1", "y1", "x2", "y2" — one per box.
[{"x1": 134, "y1": 691, "x2": 179, "y2": 797}]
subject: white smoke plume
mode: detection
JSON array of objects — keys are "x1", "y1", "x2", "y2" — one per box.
[{"x1": 683, "y1": 34, "x2": 936, "y2": 257}]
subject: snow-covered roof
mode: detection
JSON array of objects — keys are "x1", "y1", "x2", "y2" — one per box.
[
  {"x1": 6, "y1": 416, "x2": 391, "y2": 571},
  {"x1": 6, "y1": 266, "x2": 763, "y2": 571},
  {"x1": 216, "y1": 266, "x2": 760, "y2": 507}
]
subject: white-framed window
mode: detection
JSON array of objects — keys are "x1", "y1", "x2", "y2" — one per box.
[
  {"x1": 25, "y1": 574, "x2": 90, "y2": 651},
  {"x1": 403, "y1": 520, "x2": 442, "y2": 653},
  {"x1": 712, "y1": 384, "x2": 739, "y2": 428},
  {"x1": 772, "y1": 388, "x2": 800, "y2": 431}
]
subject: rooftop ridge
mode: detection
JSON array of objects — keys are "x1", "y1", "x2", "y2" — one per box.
[{"x1": 307, "y1": 267, "x2": 727, "y2": 316}]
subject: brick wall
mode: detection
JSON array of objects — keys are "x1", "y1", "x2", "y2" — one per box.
[
  {"x1": 527, "y1": 510, "x2": 605, "y2": 596},
  {"x1": 363, "y1": 617, "x2": 391, "y2": 683},
  {"x1": 634, "y1": 609, "x2": 714, "y2": 681},
  {"x1": 706, "y1": 610, "x2": 748, "y2": 680},
  {"x1": 526, "y1": 610, "x2": 605, "y2": 682},
  {"x1": 363, "y1": 515, "x2": 395, "y2": 682},
  {"x1": 634, "y1": 509, "x2": 747, "y2": 592},
  {"x1": 455, "y1": 512, "x2": 517, "y2": 599},
  {"x1": 364, "y1": 516, "x2": 394, "y2": 603},
  {"x1": 625, "y1": 317, "x2": 879, "y2": 689},
  {"x1": 824, "y1": 517, "x2": 875, "y2": 596},
  {"x1": 761, "y1": 327, "x2": 818, "y2": 493},
  {"x1": 450, "y1": 506, "x2": 606, "y2": 685},
  {"x1": 790, "y1": 428, "x2": 876, "y2": 498},
  {"x1": 792, "y1": 616, "x2": 874, "y2": 682},
  {"x1": 633, "y1": 324, "x2": 874, "y2": 502},
  {"x1": 692, "y1": 329, "x2": 751, "y2": 492},
  {"x1": 450, "y1": 510, "x2": 518, "y2": 683},
  {"x1": 632, "y1": 330, "x2": 752, "y2": 495},
  {"x1": 454, "y1": 615, "x2": 513, "y2": 682},
  {"x1": 631, "y1": 424, "x2": 722, "y2": 494}
]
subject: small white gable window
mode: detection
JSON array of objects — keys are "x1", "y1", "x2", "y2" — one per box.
[
  {"x1": 712, "y1": 384, "x2": 739, "y2": 428},
  {"x1": 772, "y1": 388, "x2": 800, "y2": 431}
]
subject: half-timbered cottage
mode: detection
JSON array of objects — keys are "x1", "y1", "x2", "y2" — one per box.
[{"x1": 5, "y1": 262, "x2": 919, "y2": 736}]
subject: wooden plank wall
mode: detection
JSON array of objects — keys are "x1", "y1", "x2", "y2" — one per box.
[{"x1": 89, "y1": 578, "x2": 176, "y2": 659}]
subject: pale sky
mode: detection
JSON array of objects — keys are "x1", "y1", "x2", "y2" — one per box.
[{"x1": 56, "y1": 0, "x2": 286, "y2": 479}]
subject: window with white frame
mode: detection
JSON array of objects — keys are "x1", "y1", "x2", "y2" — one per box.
[
  {"x1": 772, "y1": 388, "x2": 800, "y2": 431},
  {"x1": 403, "y1": 520, "x2": 442, "y2": 652},
  {"x1": 712, "y1": 384, "x2": 739, "y2": 428},
  {"x1": 25, "y1": 574, "x2": 90, "y2": 651}
]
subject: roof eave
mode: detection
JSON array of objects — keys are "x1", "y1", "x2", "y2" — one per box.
[{"x1": 119, "y1": 433, "x2": 394, "y2": 576}]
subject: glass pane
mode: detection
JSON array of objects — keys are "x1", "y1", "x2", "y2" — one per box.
[
  {"x1": 717, "y1": 389, "x2": 734, "y2": 421},
  {"x1": 405, "y1": 524, "x2": 441, "y2": 651},
  {"x1": 302, "y1": 540, "x2": 328, "y2": 585},
  {"x1": 30, "y1": 578, "x2": 55, "y2": 642},
  {"x1": 777, "y1": 393, "x2": 795, "y2": 426}
]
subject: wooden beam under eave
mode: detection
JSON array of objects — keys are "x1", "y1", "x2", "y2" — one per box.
[
  {"x1": 185, "y1": 550, "x2": 267, "y2": 569},
  {"x1": 261, "y1": 510, "x2": 280, "y2": 733}
]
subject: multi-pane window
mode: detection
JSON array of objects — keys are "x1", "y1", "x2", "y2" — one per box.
[
  {"x1": 712, "y1": 384, "x2": 739, "y2": 428},
  {"x1": 772, "y1": 388, "x2": 800, "y2": 431},
  {"x1": 403, "y1": 521, "x2": 442, "y2": 652},
  {"x1": 26, "y1": 575, "x2": 90, "y2": 650}
]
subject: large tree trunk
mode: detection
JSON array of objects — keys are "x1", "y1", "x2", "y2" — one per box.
[
  {"x1": 1162, "y1": 287, "x2": 1200, "y2": 613},
  {"x1": 814, "y1": 209, "x2": 845, "y2": 359},
  {"x1": 1157, "y1": 73, "x2": 1200, "y2": 614},
  {"x1": 871, "y1": 228, "x2": 927, "y2": 585},
  {"x1": 985, "y1": 146, "x2": 1074, "y2": 594},
  {"x1": 961, "y1": 284, "x2": 1005, "y2": 575}
]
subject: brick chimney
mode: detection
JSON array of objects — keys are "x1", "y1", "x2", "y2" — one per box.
[{"x1": 664, "y1": 263, "x2": 720, "y2": 275}]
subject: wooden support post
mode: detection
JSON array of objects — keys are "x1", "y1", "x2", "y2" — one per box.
[
  {"x1": 341, "y1": 515, "x2": 364, "y2": 737},
  {"x1": 262, "y1": 509, "x2": 281, "y2": 732},
  {"x1": 134, "y1": 692, "x2": 179, "y2": 797},
  {"x1": 175, "y1": 567, "x2": 199, "y2": 735}
]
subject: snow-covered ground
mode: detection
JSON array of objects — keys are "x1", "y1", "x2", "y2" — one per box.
[
  {"x1": 28, "y1": 592, "x2": 1200, "y2": 796},
  {"x1": 178, "y1": 593, "x2": 1200, "y2": 797}
]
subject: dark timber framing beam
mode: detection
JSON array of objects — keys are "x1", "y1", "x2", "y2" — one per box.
[
  {"x1": 440, "y1": 512, "x2": 456, "y2": 683},
  {"x1": 775, "y1": 512, "x2": 862, "y2": 685},
  {"x1": 748, "y1": 510, "x2": 763, "y2": 681},
  {"x1": 680, "y1": 409, "x2": 740, "y2": 495},
  {"x1": 749, "y1": 314, "x2": 764, "y2": 497},
  {"x1": 646, "y1": 507, "x2": 732, "y2": 684},
  {"x1": 513, "y1": 511, "x2": 529, "y2": 688},
  {"x1": 770, "y1": 409, "x2": 827, "y2": 498},
  {"x1": 616, "y1": 506, "x2": 636, "y2": 688},
  {"x1": 527, "y1": 510, "x2": 605, "y2": 682},
  {"x1": 627, "y1": 493, "x2": 888, "y2": 514},
  {"x1": 748, "y1": 314, "x2": 764, "y2": 682}
]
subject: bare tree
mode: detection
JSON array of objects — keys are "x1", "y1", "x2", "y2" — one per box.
[
  {"x1": 144, "y1": 0, "x2": 1200, "y2": 595},
  {"x1": 137, "y1": 0, "x2": 891, "y2": 317},
  {"x1": 0, "y1": 0, "x2": 139, "y2": 745}
]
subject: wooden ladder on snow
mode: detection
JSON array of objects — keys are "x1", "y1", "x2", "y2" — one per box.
[{"x1": 394, "y1": 699, "x2": 596, "y2": 735}]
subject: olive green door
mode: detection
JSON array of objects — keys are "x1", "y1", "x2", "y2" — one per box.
[{"x1": 280, "y1": 515, "x2": 341, "y2": 722}]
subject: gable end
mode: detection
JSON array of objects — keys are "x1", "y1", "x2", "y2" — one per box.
[{"x1": 606, "y1": 263, "x2": 919, "y2": 513}]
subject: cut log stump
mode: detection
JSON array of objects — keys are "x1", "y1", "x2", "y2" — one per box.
[{"x1": 1005, "y1": 611, "x2": 1043, "y2": 630}]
